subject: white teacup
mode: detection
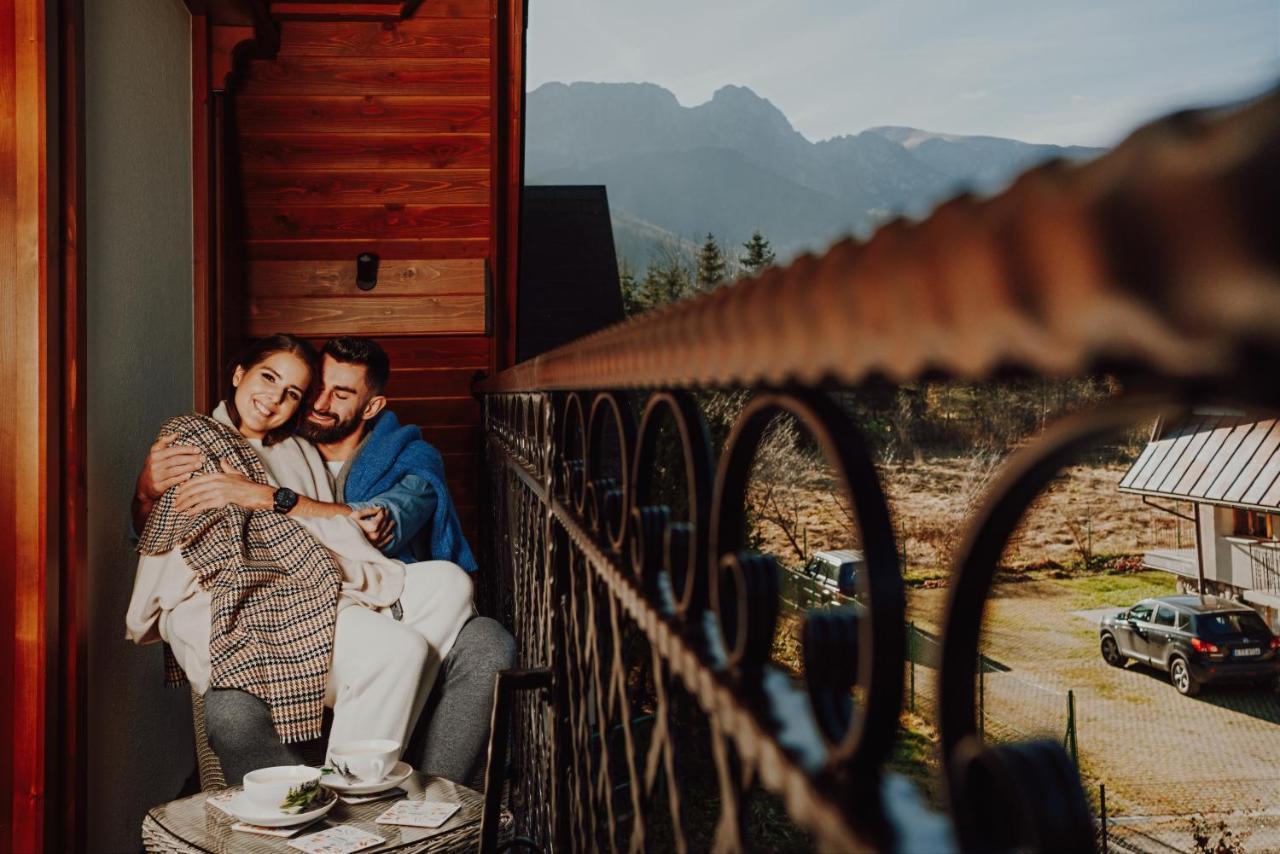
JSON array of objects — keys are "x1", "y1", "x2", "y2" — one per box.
[
  {"x1": 242, "y1": 765, "x2": 322, "y2": 813},
  {"x1": 328, "y1": 738, "x2": 400, "y2": 783}
]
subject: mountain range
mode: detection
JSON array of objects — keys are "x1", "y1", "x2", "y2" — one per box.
[{"x1": 525, "y1": 82, "x2": 1103, "y2": 270}]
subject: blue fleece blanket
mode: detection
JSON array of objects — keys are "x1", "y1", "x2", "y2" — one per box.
[{"x1": 345, "y1": 410, "x2": 478, "y2": 572}]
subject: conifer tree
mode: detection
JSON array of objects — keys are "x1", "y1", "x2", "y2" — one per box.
[
  {"x1": 644, "y1": 251, "x2": 692, "y2": 307},
  {"x1": 696, "y1": 232, "x2": 727, "y2": 291},
  {"x1": 618, "y1": 261, "x2": 647, "y2": 317},
  {"x1": 741, "y1": 230, "x2": 776, "y2": 274}
]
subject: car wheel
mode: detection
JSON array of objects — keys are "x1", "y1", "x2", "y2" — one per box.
[
  {"x1": 1100, "y1": 634, "x2": 1126, "y2": 667},
  {"x1": 1170, "y1": 657, "x2": 1200, "y2": 696}
]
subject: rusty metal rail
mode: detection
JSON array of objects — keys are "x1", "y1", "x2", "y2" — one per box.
[{"x1": 476, "y1": 91, "x2": 1280, "y2": 853}]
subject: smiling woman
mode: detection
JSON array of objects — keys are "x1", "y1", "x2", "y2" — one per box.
[{"x1": 222, "y1": 333, "x2": 320, "y2": 444}]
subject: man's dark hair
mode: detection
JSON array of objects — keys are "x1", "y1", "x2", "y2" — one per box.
[{"x1": 322, "y1": 336, "x2": 391, "y2": 394}]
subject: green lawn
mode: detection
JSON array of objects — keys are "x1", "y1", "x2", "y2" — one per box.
[{"x1": 1057, "y1": 569, "x2": 1177, "y2": 611}]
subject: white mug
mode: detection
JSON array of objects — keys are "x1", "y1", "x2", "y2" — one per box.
[{"x1": 328, "y1": 738, "x2": 400, "y2": 783}]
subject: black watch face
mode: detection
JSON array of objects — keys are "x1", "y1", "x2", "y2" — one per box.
[{"x1": 274, "y1": 487, "x2": 299, "y2": 513}]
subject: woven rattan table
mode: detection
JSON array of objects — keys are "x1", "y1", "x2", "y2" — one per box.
[{"x1": 141, "y1": 773, "x2": 509, "y2": 853}]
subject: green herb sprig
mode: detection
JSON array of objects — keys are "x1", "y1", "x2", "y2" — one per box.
[{"x1": 279, "y1": 779, "x2": 331, "y2": 814}]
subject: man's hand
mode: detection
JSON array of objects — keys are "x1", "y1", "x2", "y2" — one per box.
[
  {"x1": 137, "y1": 434, "x2": 205, "y2": 504},
  {"x1": 351, "y1": 505, "x2": 395, "y2": 550},
  {"x1": 174, "y1": 459, "x2": 274, "y2": 515}
]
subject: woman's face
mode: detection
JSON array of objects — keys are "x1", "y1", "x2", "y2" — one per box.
[{"x1": 231, "y1": 351, "x2": 312, "y2": 439}]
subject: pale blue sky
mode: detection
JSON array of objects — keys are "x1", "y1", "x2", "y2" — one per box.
[{"x1": 526, "y1": 1, "x2": 1280, "y2": 146}]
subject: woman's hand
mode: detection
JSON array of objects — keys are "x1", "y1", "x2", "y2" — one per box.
[
  {"x1": 351, "y1": 505, "x2": 396, "y2": 550},
  {"x1": 174, "y1": 459, "x2": 274, "y2": 515}
]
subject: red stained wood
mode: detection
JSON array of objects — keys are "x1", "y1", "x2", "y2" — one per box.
[
  {"x1": 270, "y1": 3, "x2": 403, "y2": 21},
  {"x1": 246, "y1": 237, "x2": 489, "y2": 260},
  {"x1": 237, "y1": 96, "x2": 489, "y2": 134},
  {"x1": 242, "y1": 169, "x2": 489, "y2": 207},
  {"x1": 194, "y1": 17, "x2": 215, "y2": 412},
  {"x1": 241, "y1": 57, "x2": 489, "y2": 96},
  {"x1": 277, "y1": 19, "x2": 488, "y2": 57},
  {"x1": 1, "y1": 0, "x2": 54, "y2": 848},
  {"x1": 376, "y1": 335, "x2": 490, "y2": 368},
  {"x1": 498, "y1": 0, "x2": 524, "y2": 368},
  {"x1": 447, "y1": 464, "x2": 479, "y2": 503},
  {"x1": 413, "y1": 423, "x2": 480, "y2": 454},
  {"x1": 248, "y1": 294, "x2": 486, "y2": 336},
  {"x1": 389, "y1": 396, "x2": 482, "y2": 427},
  {"x1": 404, "y1": 0, "x2": 489, "y2": 18},
  {"x1": 382, "y1": 366, "x2": 479, "y2": 397},
  {"x1": 238, "y1": 133, "x2": 489, "y2": 170},
  {"x1": 58, "y1": 0, "x2": 88, "y2": 846},
  {"x1": 250, "y1": 258, "x2": 484, "y2": 296},
  {"x1": 211, "y1": 24, "x2": 254, "y2": 90},
  {"x1": 245, "y1": 203, "x2": 489, "y2": 241}
]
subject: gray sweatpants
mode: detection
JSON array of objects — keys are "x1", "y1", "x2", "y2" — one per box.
[{"x1": 205, "y1": 616, "x2": 515, "y2": 791}]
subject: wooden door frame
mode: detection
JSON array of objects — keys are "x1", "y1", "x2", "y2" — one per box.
[{"x1": 0, "y1": 0, "x2": 85, "y2": 850}]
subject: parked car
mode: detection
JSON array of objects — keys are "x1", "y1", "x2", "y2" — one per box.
[
  {"x1": 803, "y1": 549, "x2": 864, "y2": 598},
  {"x1": 1099, "y1": 595, "x2": 1280, "y2": 695}
]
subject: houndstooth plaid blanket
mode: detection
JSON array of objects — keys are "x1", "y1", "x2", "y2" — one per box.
[{"x1": 137, "y1": 413, "x2": 341, "y2": 743}]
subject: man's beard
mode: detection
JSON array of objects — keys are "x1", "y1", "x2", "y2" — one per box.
[{"x1": 298, "y1": 409, "x2": 362, "y2": 444}]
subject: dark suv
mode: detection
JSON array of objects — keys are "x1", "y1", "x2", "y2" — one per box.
[{"x1": 1099, "y1": 595, "x2": 1280, "y2": 695}]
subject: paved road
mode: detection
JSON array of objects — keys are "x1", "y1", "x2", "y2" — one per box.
[{"x1": 906, "y1": 580, "x2": 1280, "y2": 852}]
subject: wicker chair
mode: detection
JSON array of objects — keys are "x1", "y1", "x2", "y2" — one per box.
[
  {"x1": 190, "y1": 688, "x2": 227, "y2": 792},
  {"x1": 190, "y1": 688, "x2": 327, "y2": 792}
]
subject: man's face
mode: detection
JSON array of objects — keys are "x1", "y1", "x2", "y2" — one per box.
[{"x1": 298, "y1": 355, "x2": 383, "y2": 444}]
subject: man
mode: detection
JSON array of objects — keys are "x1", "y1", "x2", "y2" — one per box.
[{"x1": 134, "y1": 336, "x2": 514, "y2": 789}]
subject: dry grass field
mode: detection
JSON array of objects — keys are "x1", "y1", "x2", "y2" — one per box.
[{"x1": 749, "y1": 456, "x2": 1191, "y2": 584}]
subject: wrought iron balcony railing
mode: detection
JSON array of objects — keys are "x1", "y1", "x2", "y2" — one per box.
[{"x1": 476, "y1": 90, "x2": 1280, "y2": 852}]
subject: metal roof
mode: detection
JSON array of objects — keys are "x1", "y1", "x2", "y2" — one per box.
[
  {"x1": 1119, "y1": 413, "x2": 1280, "y2": 510},
  {"x1": 813, "y1": 549, "x2": 864, "y2": 563}
]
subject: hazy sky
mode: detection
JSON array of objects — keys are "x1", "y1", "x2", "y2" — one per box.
[{"x1": 525, "y1": 1, "x2": 1279, "y2": 146}]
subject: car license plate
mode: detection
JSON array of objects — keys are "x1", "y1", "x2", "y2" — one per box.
[{"x1": 1234, "y1": 647, "x2": 1261, "y2": 657}]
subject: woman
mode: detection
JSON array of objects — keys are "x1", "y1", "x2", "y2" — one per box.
[{"x1": 126, "y1": 334, "x2": 473, "y2": 757}]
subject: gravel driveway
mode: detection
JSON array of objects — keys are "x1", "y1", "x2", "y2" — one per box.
[{"x1": 905, "y1": 575, "x2": 1280, "y2": 852}]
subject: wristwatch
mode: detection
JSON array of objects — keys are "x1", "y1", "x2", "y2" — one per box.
[{"x1": 272, "y1": 486, "x2": 299, "y2": 515}]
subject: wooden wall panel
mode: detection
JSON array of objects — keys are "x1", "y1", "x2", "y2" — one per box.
[
  {"x1": 381, "y1": 367, "x2": 477, "y2": 397},
  {"x1": 242, "y1": 169, "x2": 489, "y2": 206},
  {"x1": 247, "y1": 294, "x2": 485, "y2": 336},
  {"x1": 377, "y1": 335, "x2": 489, "y2": 368},
  {"x1": 389, "y1": 396, "x2": 482, "y2": 426},
  {"x1": 237, "y1": 97, "x2": 490, "y2": 134},
  {"x1": 409, "y1": 0, "x2": 489, "y2": 18},
  {"x1": 250, "y1": 258, "x2": 484, "y2": 295},
  {"x1": 277, "y1": 19, "x2": 489, "y2": 57},
  {"x1": 242, "y1": 58, "x2": 489, "y2": 95},
  {"x1": 247, "y1": 237, "x2": 488, "y2": 260},
  {"x1": 270, "y1": 4, "x2": 404, "y2": 21},
  {"x1": 239, "y1": 134, "x2": 490, "y2": 170},
  {"x1": 245, "y1": 203, "x2": 489, "y2": 240}
]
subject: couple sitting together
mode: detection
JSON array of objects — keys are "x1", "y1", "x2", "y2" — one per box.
[{"x1": 125, "y1": 333, "x2": 513, "y2": 790}]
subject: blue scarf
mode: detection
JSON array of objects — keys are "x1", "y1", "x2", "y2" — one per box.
[{"x1": 345, "y1": 410, "x2": 477, "y2": 572}]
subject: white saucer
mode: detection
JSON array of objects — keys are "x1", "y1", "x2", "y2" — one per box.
[
  {"x1": 320, "y1": 759, "x2": 413, "y2": 795},
  {"x1": 224, "y1": 790, "x2": 336, "y2": 827}
]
